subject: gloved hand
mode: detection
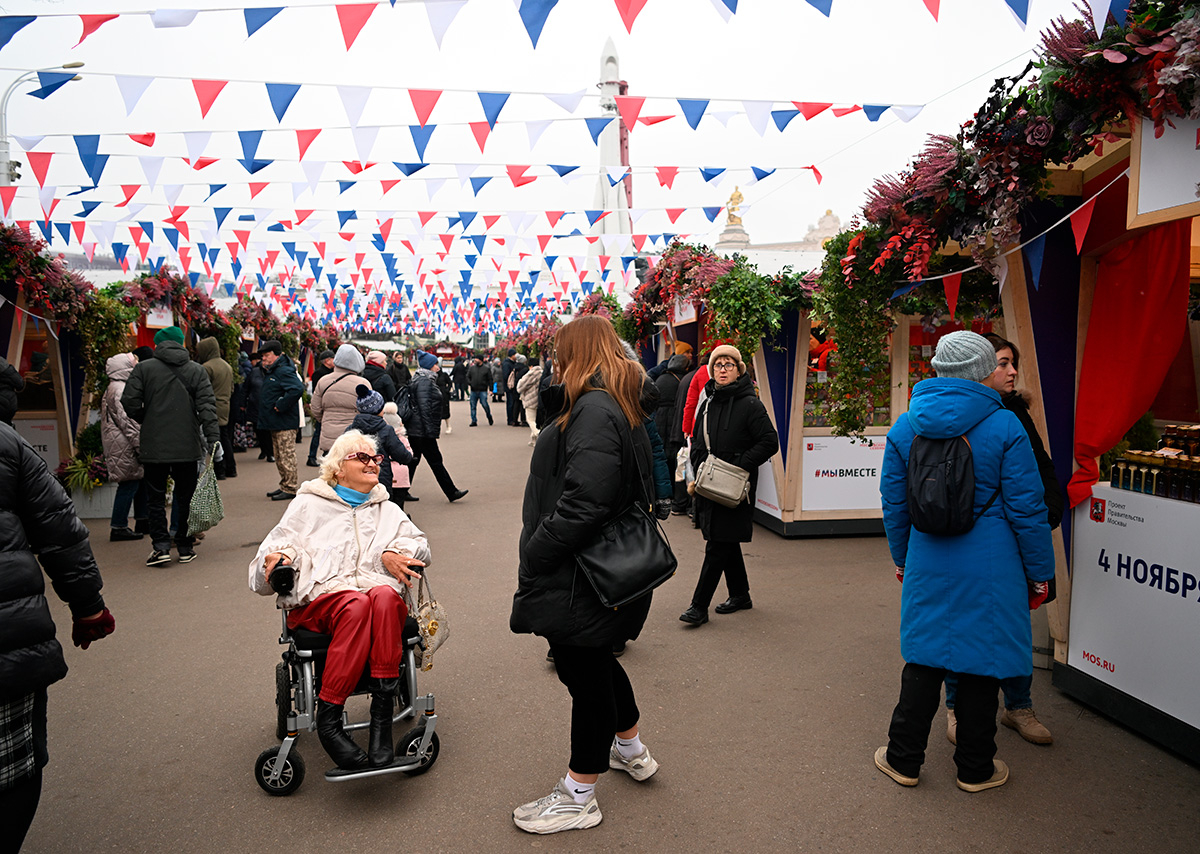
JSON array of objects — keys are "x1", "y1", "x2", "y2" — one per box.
[
  {"x1": 72, "y1": 608, "x2": 115, "y2": 649},
  {"x1": 269, "y1": 560, "x2": 296, "y2": 595},
  {"x1": 895, "y1": 566, "x2": 905, "y2": 583},
  {"x1": 1028, "y1": 581, "x2": 1049, "y2": 610},
  {"x1": 655, "y1": 499, "x2": 671, "y2": 520}
]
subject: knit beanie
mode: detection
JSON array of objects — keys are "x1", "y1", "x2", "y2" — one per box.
[
  {"x1": 355, "y1": 383, "x2": 384, "y2": 415},
  {"x1": 417, "y1": 350, "x2": 438, "y2": 370},
  {"x1": 674, "y1": 341, "x2": 693, "y2": 355},
  {"x1": 366, "y1": 349, "x2": 387, "y2": 367},
  {"x1": 708, "y1": 344, "x2": 745, "y2": 376},
  {"x1": 154, "y1": 326, "x2": 184, "y2": 346},
  {"x1": 333, "y1": 343, "x2": 365, "y2": 373},
  {"x1": 931, "y1": 331, "x2": 997, "y2": 382}
]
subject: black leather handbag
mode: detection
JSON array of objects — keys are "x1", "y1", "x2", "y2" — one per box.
[{"x1": 574, "y1": 424, "x2": 677, "y2": 608}]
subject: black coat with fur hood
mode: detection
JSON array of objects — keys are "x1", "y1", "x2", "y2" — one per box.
[{"x1": 511, "y1": 385, "x2": 655, "y2": 647}]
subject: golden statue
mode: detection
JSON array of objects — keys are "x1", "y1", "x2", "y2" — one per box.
[{"x1": 727, "y1": 186, "x2": 743, "y2": 226}]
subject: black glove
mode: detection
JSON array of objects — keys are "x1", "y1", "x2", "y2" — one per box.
[
  {"x1": 655, "y1": 499, "x2": 671, "y2": 520},
  {"x1": 268, "y1": 560, "x2": 296, "y2": 595},
  {"x1": 72, "y1": 608, "x2": 115, "y2": 650}
]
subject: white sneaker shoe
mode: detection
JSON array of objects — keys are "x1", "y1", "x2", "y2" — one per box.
[
  {"x1": 608, "y1": 739, "x2": 659, "y2": 781},
  {"x1": 513, "y1": 779, "x2": 602, "y2": 834}
]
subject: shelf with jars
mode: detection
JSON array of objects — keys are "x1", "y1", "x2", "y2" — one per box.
[{"x1": 1109, "y1": 426, "x2": 1200, "y2": 503}]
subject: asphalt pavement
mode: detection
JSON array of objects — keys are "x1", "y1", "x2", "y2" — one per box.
[{"x1": 25, "y1": 398, "x2": 1200, "y2": 853}]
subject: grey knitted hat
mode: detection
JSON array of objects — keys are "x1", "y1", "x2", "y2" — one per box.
[{"x1": 931, "y1": 331, "x2": 997, "y2": 382}]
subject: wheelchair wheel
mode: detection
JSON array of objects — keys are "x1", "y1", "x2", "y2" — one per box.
[
  {"x1": 275, "y1": 662, "x2": 290, "y2": 741},
  {"x1": 254, "y1": 746, "x2": 306, "y2": 796},
  {"x1": 397, "y1": 727, "x2": 440, "y2": 776}
]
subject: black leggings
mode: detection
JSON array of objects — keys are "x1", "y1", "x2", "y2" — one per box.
[{"x1": 549, "y1": 644, "x2": 640, "y2": 775}]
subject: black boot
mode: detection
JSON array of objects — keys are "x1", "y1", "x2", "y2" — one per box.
[
  {"x1": 367, "y1": 679, "x2": 398, "y2": 766},
  {"x1": 316, "y1": 699, "x2": 369, "y2": 770}
]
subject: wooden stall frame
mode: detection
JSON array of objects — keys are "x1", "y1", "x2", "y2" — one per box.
[{"x1": 5, "y1": 293, "x2": 74, "y2": 463}]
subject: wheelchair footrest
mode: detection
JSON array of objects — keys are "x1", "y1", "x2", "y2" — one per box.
[{"x1": 324, "y1": 756, "x2": 424, "y2": 781}]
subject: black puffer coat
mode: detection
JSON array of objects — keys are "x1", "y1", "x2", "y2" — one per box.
[
  {"x1": 405, "y1": 369, "x2": 443, "y2": 438},
  {"x1": 511, "y1": 387, "x2": 654, "y2": 647},
  {"x1": 258, "y1": 354, "x2": 305, "y2": 431},
  {"x1": 349, "y1": 413, "x2": 413, "y2": 492},
  {"x1": 690, "y1": 373, "x2": 780, "y2": 543},
  {"x1": 363, "y1": 363, "x2": 397, "y2": 403},
  {"x1": 435, "y1": 371, "x2": 452, "y2": 420},
  {"x1": 0, "y1": 423, "x2": 106, "y2": 701},
  {"x1": 653, "y1": 359, "x2": 687, "y2": 441}
]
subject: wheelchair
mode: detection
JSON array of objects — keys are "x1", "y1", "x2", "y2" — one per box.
[{"x1": 254, "y1": 609, "x2": 440, "y2": 796}]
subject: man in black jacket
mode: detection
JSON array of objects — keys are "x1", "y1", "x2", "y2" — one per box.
[
  {"x1": 466, "y1": 356, "x2": 494, "y2": 426},
  {"x1": 258, "y1": 340, "x2": 305, "y2": 501},
  {"x1": 0, "y1": 355, "x2": 24, "y2": 425},
  {"x1": 502, "y1": 348, "x2": 519, "y2": 425},
  {"x1": 406, "y1": 351, "x2": 467, "y2": 502},
  {"x1": 655, "y1": 353, "x2": 691, "y2": 514},
  {"x1": 122, "y1": 326, "x2": 219, "y2": 566},
  {"x1": 0, "y1": 423, "x2": 114, "y2": 851}
]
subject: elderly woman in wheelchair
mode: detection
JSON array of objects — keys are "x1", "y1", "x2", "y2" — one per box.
[{"x1": 250, "y1": 429, "x2": 430, "y2": 772}]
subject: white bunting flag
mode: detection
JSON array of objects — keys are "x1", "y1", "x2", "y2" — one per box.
[
  {"x1": 114, "y1": 76, "x2": 152, "y2": 116},
  {"x1": 139, "y1": 156, "x2": 164, "y2": 188}
]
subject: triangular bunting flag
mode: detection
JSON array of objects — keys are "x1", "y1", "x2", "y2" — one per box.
[
  {"x1": 518, "y1": 0, "x2": 560, "y2": 48},
  {"x1": 1070, "y1": 197, "x2": 1097, "y2": 254},
  {"x1": 76, "y1": 14, "x2": 119, "y2": 47},
  {"x1": 336, "y1": 4, "x2": 376, "y2": 49},
  {"x1": 192, "y1": 79, "x2": 228, "y2": 118},
  {"x1": 614, "y1": 95, "x2": 645, "y2": 130},
  {"x1": 1024, "y1": 234, "x2": 1046, "y2": 289},
  {"x1": 409, "y1": 89, "x2": 442, "y2": 127},
  {"x1": 943, "y1": 273, "x2": 962, "y2": 318}
]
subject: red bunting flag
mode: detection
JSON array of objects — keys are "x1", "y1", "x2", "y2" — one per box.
[
  {"x1": 614, "y1": 95, "x2": 645, "y2": 130},
  {"x1": 192, "y1": 79, "x2": 228, "y2": 118},
  {"x1": 233, "y1": 230, "x2": 251, "y2": 251},
  {"x1": 469, "y1": 121, "x2": 491, "y2": 152},
  {"x1": 248, "y1": 182, "x2": 268, "y2": 199},
  {"x1": 613, "y1": 0, "x2": 649, "y2": 33},
  {"x1": 831, "y1": 105, "x2": 862, "y2": 117},
  {"x1": 507, "y1": 165, "x2": 536, "y2": 187},
  {"x1": 225, "y1": 242, "x2": 240, "y2": 262},
  {"x1": 943, "y1": 273, "x2": 962, "y2": 319},
  {"x1": 923, "y1": 0, "x2": 940, "y2": 20},
  {"x1": 409, "y1": 89, "x2": 442, "y2": 128},
  {"x1": 27, "y1": 152, "x2": 52, "y2": 188},
  {"x1": 0, "y1": 186, "x2": 16, "y2": 218},
  {"x1": 296, "y1": 129, "x2": 321, "y2": 160},
  {"x1": 418, "y1": 211, "x2": 437, "y2": 227},
  {"x1": 115, "y1": 185, "x2": 140, "y2": 207},
  {"x1": 794, "y1": 102, "x2": 832, "y2": 120},
  {"x1": 545, "y1": 210, "x2": 565, "y2": 227},
  {"x1": 483, "y1": 215, "x2": 500, "y2": 230},
  {"x1": 665, "y1": 208, "x2": 685, "y2": 224},
  {"x1": 381, "y1": 179, "x2": 400, "y2": 194},
  {"x1": 336, "y1": 4, "x2": 377, "y2": 50},
  {"x1": 1070, "y1": 197, "x2": 1097, "y2": 253},
  {"x1": 76, "y1": 14, "x2": 119, "y2": 47},
  {"x1": 439, "y1": 234, "x2": 455, "y2": 251},
  {"x1": 538, "y1": 234, "x2": 552, "y2": 252},
  {"x1": 656, "y1": 166, "x2": 678, "y2": 189},
  {"x1": 128, "y1": 133, "x2": 156, "y2": 147},
  {"x1": 804, "y1": 164, "x2": 823, "y2": 184},
  {"x1": 637, "y1": 115, "x2": 673, "y2": 126},
  {"x1": 182, "y1": 156, "x2": 218, "y2": 170},
  {"x1": 295, "y1": 209, "x2": 314, "y2": 224},
  {"x1": 313, "y1": 241, "x2": 326, "y2": 259},
  {"x1": 378, "y1": 218, "x2": 393, "y2": 241},
  {"x1": 632, "y1": 234, "x2": 647, "y2": 251}
]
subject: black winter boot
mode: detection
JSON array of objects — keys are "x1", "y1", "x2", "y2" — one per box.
[
  {"x1": 316, "y1": 699, "x2": 369, "y2": 770},
  {"x1": 367, "y1": 679, "x2": 398, "y2": 766}
]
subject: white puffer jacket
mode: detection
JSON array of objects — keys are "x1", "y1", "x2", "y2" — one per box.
[{"x1": 249, "y1": 478, "x2": 431, "y2": 609}]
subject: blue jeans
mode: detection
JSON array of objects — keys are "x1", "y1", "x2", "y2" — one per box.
[
  {"x1": 945, "y1": 672, "x2": 1032, "y2": 711},
  {"x1": 469, "y1": 390, "x2": 491, "y2": 424},
  {"x1": 110, "y1": 479, "x2": 147, "y2": 529}
]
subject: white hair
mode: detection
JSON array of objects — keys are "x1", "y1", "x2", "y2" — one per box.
[{"x1": 318, "y1": 430, "x2": 378, "y2": 485}]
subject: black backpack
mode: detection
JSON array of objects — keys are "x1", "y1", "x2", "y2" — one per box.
[
  {"x1": 394, "y1": 383, "x2": 414, "y2": 423},
  {"x1": 906, "y1": 422, "x2": 1000, "y2": 536}
]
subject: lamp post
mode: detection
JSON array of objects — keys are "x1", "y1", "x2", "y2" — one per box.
[{"x1": 0, "y1": 62, "x2": 84, "y2": 187}]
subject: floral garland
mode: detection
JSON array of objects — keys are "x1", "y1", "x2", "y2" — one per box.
[
  {"x1": 812, "y1": 2, "x2": 1200, "y2": 437},
  {"x1": 0, "y1": 224, "x2": 92, "y2": 328}
]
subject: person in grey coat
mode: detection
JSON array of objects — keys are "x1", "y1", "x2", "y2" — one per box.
[
  {"x1": 121, "y1": 326, "x2": 219, "y2": 567},
  {"x1": 0, "y1": 354, "x2": 24, "y2": 425},
  {"x1": 100, "y1": 353, "x2": 146, "y2": 541},
  {"x1": 197, "y1": 337, "x2": 235, "y2": 479}
]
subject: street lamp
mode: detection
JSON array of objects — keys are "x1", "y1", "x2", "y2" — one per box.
[{"x1": 0, "y1": 62, "x2": 85, "y2": 187}]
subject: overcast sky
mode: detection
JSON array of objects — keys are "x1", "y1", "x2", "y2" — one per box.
[{"x1": 1, "y1": 0, "x2": 1083, "y2": 283}]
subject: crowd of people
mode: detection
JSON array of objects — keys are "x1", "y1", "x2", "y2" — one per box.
[{"x1": 0, "y1": 323, "x2": 1066, "y2": 846}]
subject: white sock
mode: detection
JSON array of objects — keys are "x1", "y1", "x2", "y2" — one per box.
[
  {"x1": 615, "y1": 734, "x2": 644, "y2": 759},
  {"x1": 564, "y1": 773, "x2": 595, "y2": 803}
]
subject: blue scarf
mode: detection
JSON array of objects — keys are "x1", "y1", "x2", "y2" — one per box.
[{"x1": 334, "y1": 484, "x2": 371, "y2": 507}]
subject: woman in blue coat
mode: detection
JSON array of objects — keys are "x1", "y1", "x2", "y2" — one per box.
[{"x1": 875, "y1": 331, "x2": 1054, "y2": 793}]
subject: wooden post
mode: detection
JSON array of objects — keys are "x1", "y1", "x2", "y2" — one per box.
[
  {"x1": 781, "y1": 312, "x2": 812, "y2": 519},
  {"x1": 1001, "y1": 253, "x2": 1073, "y2": 663},
  {"x1": 890, "y1": 315, "x2": 912, "y2": 420}
]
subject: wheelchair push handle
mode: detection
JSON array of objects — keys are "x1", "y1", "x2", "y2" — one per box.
[{"x1": 268, "y1": 557, "x2": 297, "y2": 596}]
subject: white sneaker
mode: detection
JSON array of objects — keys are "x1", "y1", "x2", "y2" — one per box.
[
  {"x1": 609, "y1": 739, "x2": 659, "y2": 781},
  {"x1": 513, "y1": 779, "x2": 602, "y2": 834}
]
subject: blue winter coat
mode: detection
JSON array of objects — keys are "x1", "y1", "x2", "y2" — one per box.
[{"x1": 881, "y1": 378, "x2": 1054, "y2": 679}]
